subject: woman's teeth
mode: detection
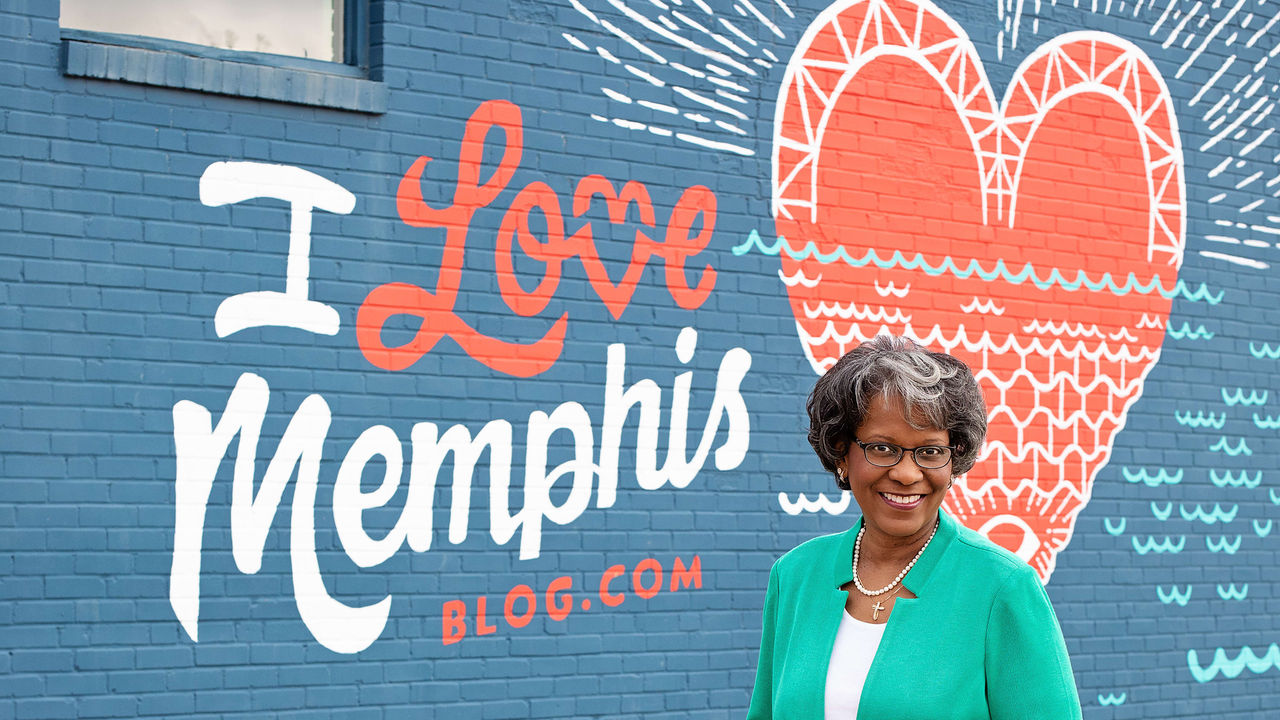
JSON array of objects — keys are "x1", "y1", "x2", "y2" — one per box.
[{"x1": 882, "y1": 492, "x2": 922, "y2": 504}]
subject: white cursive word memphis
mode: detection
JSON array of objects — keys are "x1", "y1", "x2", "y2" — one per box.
[{"x1": 169, "y1": 328, "x2": 752, "y2": 654}]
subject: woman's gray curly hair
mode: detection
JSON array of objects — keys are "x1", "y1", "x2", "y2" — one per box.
[{"x1": 807, "y1": 334, "x2": 987, "y2": 489}]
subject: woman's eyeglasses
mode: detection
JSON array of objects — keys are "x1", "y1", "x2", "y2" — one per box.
[{"x1": 854, "y1": 439, "x2": 955, "y2": 469}]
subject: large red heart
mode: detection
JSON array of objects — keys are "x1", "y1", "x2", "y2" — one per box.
[{"x1": 772, "y1": 0, "x2": 1185, "y2": 580}]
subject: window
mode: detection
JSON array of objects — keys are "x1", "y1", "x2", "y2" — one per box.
[
  {"x1": 61, "y1": 0, "x2": 344, "y2": 62},
  {"x1": 60, "y1": 0, "x2": 385, "y2": 113}
]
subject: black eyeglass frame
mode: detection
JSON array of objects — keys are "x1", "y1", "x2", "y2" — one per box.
[{"x1": 853, "y1": 439, "x2": 956, "y2": 469}]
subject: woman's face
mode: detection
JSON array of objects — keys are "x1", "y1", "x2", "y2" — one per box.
[{"x1": 841, "y1": 394, "x2": 952, "y2": 543}]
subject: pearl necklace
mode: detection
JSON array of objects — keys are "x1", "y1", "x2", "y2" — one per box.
[{"x1": 851, "y1": 517, "x2": 939, "y2": 597}]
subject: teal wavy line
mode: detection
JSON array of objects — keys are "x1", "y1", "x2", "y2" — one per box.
[
  {"x1": 1156, "y1": 584, "x2": 1192, "y2": 606},
  {"x1": 732, "y1": 231, "x2": 1221, "y2": 301},
  {"x1": 1253, "y1": 413, "x2": 1280, "y2": 430},
  {"x1": 1179, "y1": 503, "x2": 1239, "y2": 524},
  {"x1": 1132, "y1": 535, "x2": 1186, "y2": 554},
  {"x1": 1151, "y1": 502, "x2": 1173, "y2": 521},
  {"x1": 1255, "y1": 519, "x2": 1273, "y2": 537},
  {"x1": 1248, "y1": 341, "x2": 1280, "y2": 360},
  {"x1": 1209, "y1": 436, "x2": 1253, "y2": 456},
  {"x1": 1122, "y1": 467, "x2": 1184, "y2": 487},
  {"x1": 1188, "y1": 644, "x2": 1280, "y2": 683},
  {"x1": 1209, "y1": 469, "x2": 1262, "y2": 488},
  {"x1": 1168, "y1": 322, "x2": 1214, "y2": 340},
  {"x1": 1103, "y1": 517, "x2": 1126, "y2": 535},
  {"x1": 1221, "y1": 388, "x2": 1269, "y2": 406},
  {"x1": 1206, "y1": 535, "x2": 1243, "y2": 554},
  {"x1": 1097, "y1": 693, "x2": 1127, "y2": 706},
  {"x1": 1174, "y1": 410, "x2": 1227, "y2": 429},
  {"x1": 1216, "y1": 583, "x2": 1249, "y2": 601},
  {"x1": 1271, "y1": 488, "x2": 1280, "y2": 506}
]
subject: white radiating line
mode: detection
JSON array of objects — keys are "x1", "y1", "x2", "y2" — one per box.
[
  {"x1": 684, "y1": 112, "x2": 710, "y2": 122},
  {"x1": 625, "y1": 63, "x2": 666, "y2": 86},
  {"x1": 738, "y1": 0, "x2": 785, "y2": 38},
  {"x1": 613, "y1": 117, "x2": 647, "y2": 130},
  {"x1": 1241, "y1": 128, "x2": 1274, "y2": 156},
  {"x1": 1201, "y1": 96, "x2": 1269, "y2": 150},
  {"x1": 598, "y1": 46, "x2": 621, "y2": 63},
  {"x1": 674, "y1": 85, "x2": 749, "y2": 119},
  {"x1": 1249, "y1": 101, "x2": 1275, "y2": 127},
  {"x1": 1152, "y1": 0, "x2": 1179, "y2": 35},
  {"x1": 719, "y1": 16, "x2": 759, "y2": 47},
  {"x1": 753, "y1": 58, "x2": 773, "y2": 68},
  {"x1": 1163, "y1": 0, "x2": 1204, "y2": 49},
  {"x1": 1208, "y1": 156, "x2": 1233, "y2": 178},
  {"x1": 773, "y1": 0, "x2": 795, "y2": 19},
  {"x1": 1243, "y1": 75, "x2": 1266, "y2": 98},
  {"x1": 605, "y1": 0, "x2": 757, "y2": 75},
  {"x1": 690, "y1": 0, "x2": 713, "y2": 13},
  {"x1": 600, "y1": 17, "x2": 670, "y2": 64},
  {"x1": 1200, "y1": 250, "x2": 1269, "y2": 268},
  {"x1": 602, "y1": 87, "x2": 634, "y2": 104},
  {"x1": 1176, "y1": 0, "x2": 1246, "y2": 78},
  {"x1": 1203, "y1": 93, "x2": 1232, "y2": 120},
  {"x1": 1236, "y1": 171, "x2": 1264, "y2": 188},
  {"x1": 659, "y1": 14, "x2": 679, "y2": 31},
  {"x1": 648, "y1": 0, "x2": 668, "y2": 8},
  {"x1": 1241, "y1": 198, "x2": 1265, "y2": 212},
  {"x1": 671, "y1": 62, "x2": 706, "y2": 79},
  {"x1": 671, "y1": 9, "x2": 750, "y2": 57},
  {"x1": 563, "y1": 33, "x2": 590, "y2": 51},
  {"x1": 569, "y1": 0, "x2": 601, "y2": 24},
  {"x1": 1245, "y1": 9, "x2": 1280, "y2": 47},
  {"x1": 708, "y1": 75, "x2": 750, "y2": 92},
  {"x1": 1207, "y1": 234, "x2": 1242, "y2": 244},
  {"x1": 715, "y1": 88, "x2": 748, "y2": 104},
  {"x1": 1268, "y1": 175, "x2": 1280, "y2": 187},
  {"x1": 1253, "y1": 223, "x2": 1280, "y2": 234},
  {"x1": 638, "y1": 99, "x2": 679, "y2": 113},
  {"x1": 649, "y1": 125, "x2": 673, "y2": 137},
  {"x1": 762, "y1": 48, "x2": 779, "y2": 62},
  {"x1": 675, "y1": 131, "x2": 754, "y2": 155},
  {"x1": 1209, "y1": 192, "x2": 1227, "y2": 203},
  {"x1": 1189, "y1": 56, "x2": 1235, "y2": 104},
  {"x1": 715, "y1": 119, "x2": 748, "y2": 135},
  {"x1": 706, "y1": 63, "x2": 730, "y2": 76}
]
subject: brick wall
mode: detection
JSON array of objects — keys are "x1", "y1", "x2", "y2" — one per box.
[{"x1": 2, "y1": 0, "x2": 1277, "y2": 717}]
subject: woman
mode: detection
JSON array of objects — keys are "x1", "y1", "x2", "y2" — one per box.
[{"x1": 747, "y1": 335, "x2": 1081, "y2": 719}]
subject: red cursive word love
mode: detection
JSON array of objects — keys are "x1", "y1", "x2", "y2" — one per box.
[{"x1": 356, "y1": 99, "x2": 718, "y2": 377}]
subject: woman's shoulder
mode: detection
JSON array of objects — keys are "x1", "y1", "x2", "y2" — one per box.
[{"x1": 943, "y1": 519, "x2": 1041, "y2": 586}]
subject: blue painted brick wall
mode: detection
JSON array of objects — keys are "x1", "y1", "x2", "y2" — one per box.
[{"x1": 3, "y1": 0, "x2": 1279, "y2": 718}]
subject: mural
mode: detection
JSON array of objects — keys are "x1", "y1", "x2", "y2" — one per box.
[
  {"x1": 2, "y1": 0, "x2": 1278, "y2": 718},
  {"x1": 768, "y1": 0, "x2": 1188, "y2": 581}
]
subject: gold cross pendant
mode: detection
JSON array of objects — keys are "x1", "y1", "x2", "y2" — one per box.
[{"x1": 871, "y1": 600, "x2": 885, "y2": 621}]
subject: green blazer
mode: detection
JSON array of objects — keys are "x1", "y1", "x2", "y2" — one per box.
[{"x1": 747, "y1": 511, "x2": 1082, "y2": 719}]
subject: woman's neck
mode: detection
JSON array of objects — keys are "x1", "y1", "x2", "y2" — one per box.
[{"x1": 860, "y1": 514, "x2": 939, "y2": 567}]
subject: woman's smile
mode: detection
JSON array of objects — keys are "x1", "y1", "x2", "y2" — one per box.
[{"x1": 878, "y1": 491, "x2": 925, "y2": 509}]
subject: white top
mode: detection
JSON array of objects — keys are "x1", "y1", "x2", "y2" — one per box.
[{"x1": 823, "y1": 610, "x2": 887, "y2": 719}]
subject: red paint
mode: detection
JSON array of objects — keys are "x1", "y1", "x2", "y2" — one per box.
[
  {"x1": 475, "y1": 595, "x2": 497, "y2": 635},
  {"x1": 357, "y1": 99, "x2": 718, "y2": 376},
  {"x1": 442, "y1": 599, "x2": 467, "y2": 646},
  {"x1": 631, "y1": 558, "x2": 663, "y2": 599},
  {"x1": 503, "y1": 585, "x2": 536, "y2": 629},
  {"x1": 598, "y1": 564, "x2": 626, "y2": 608},
  {"x1": 439, "y1": 556, "x2": 701, "y2": 644}
]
